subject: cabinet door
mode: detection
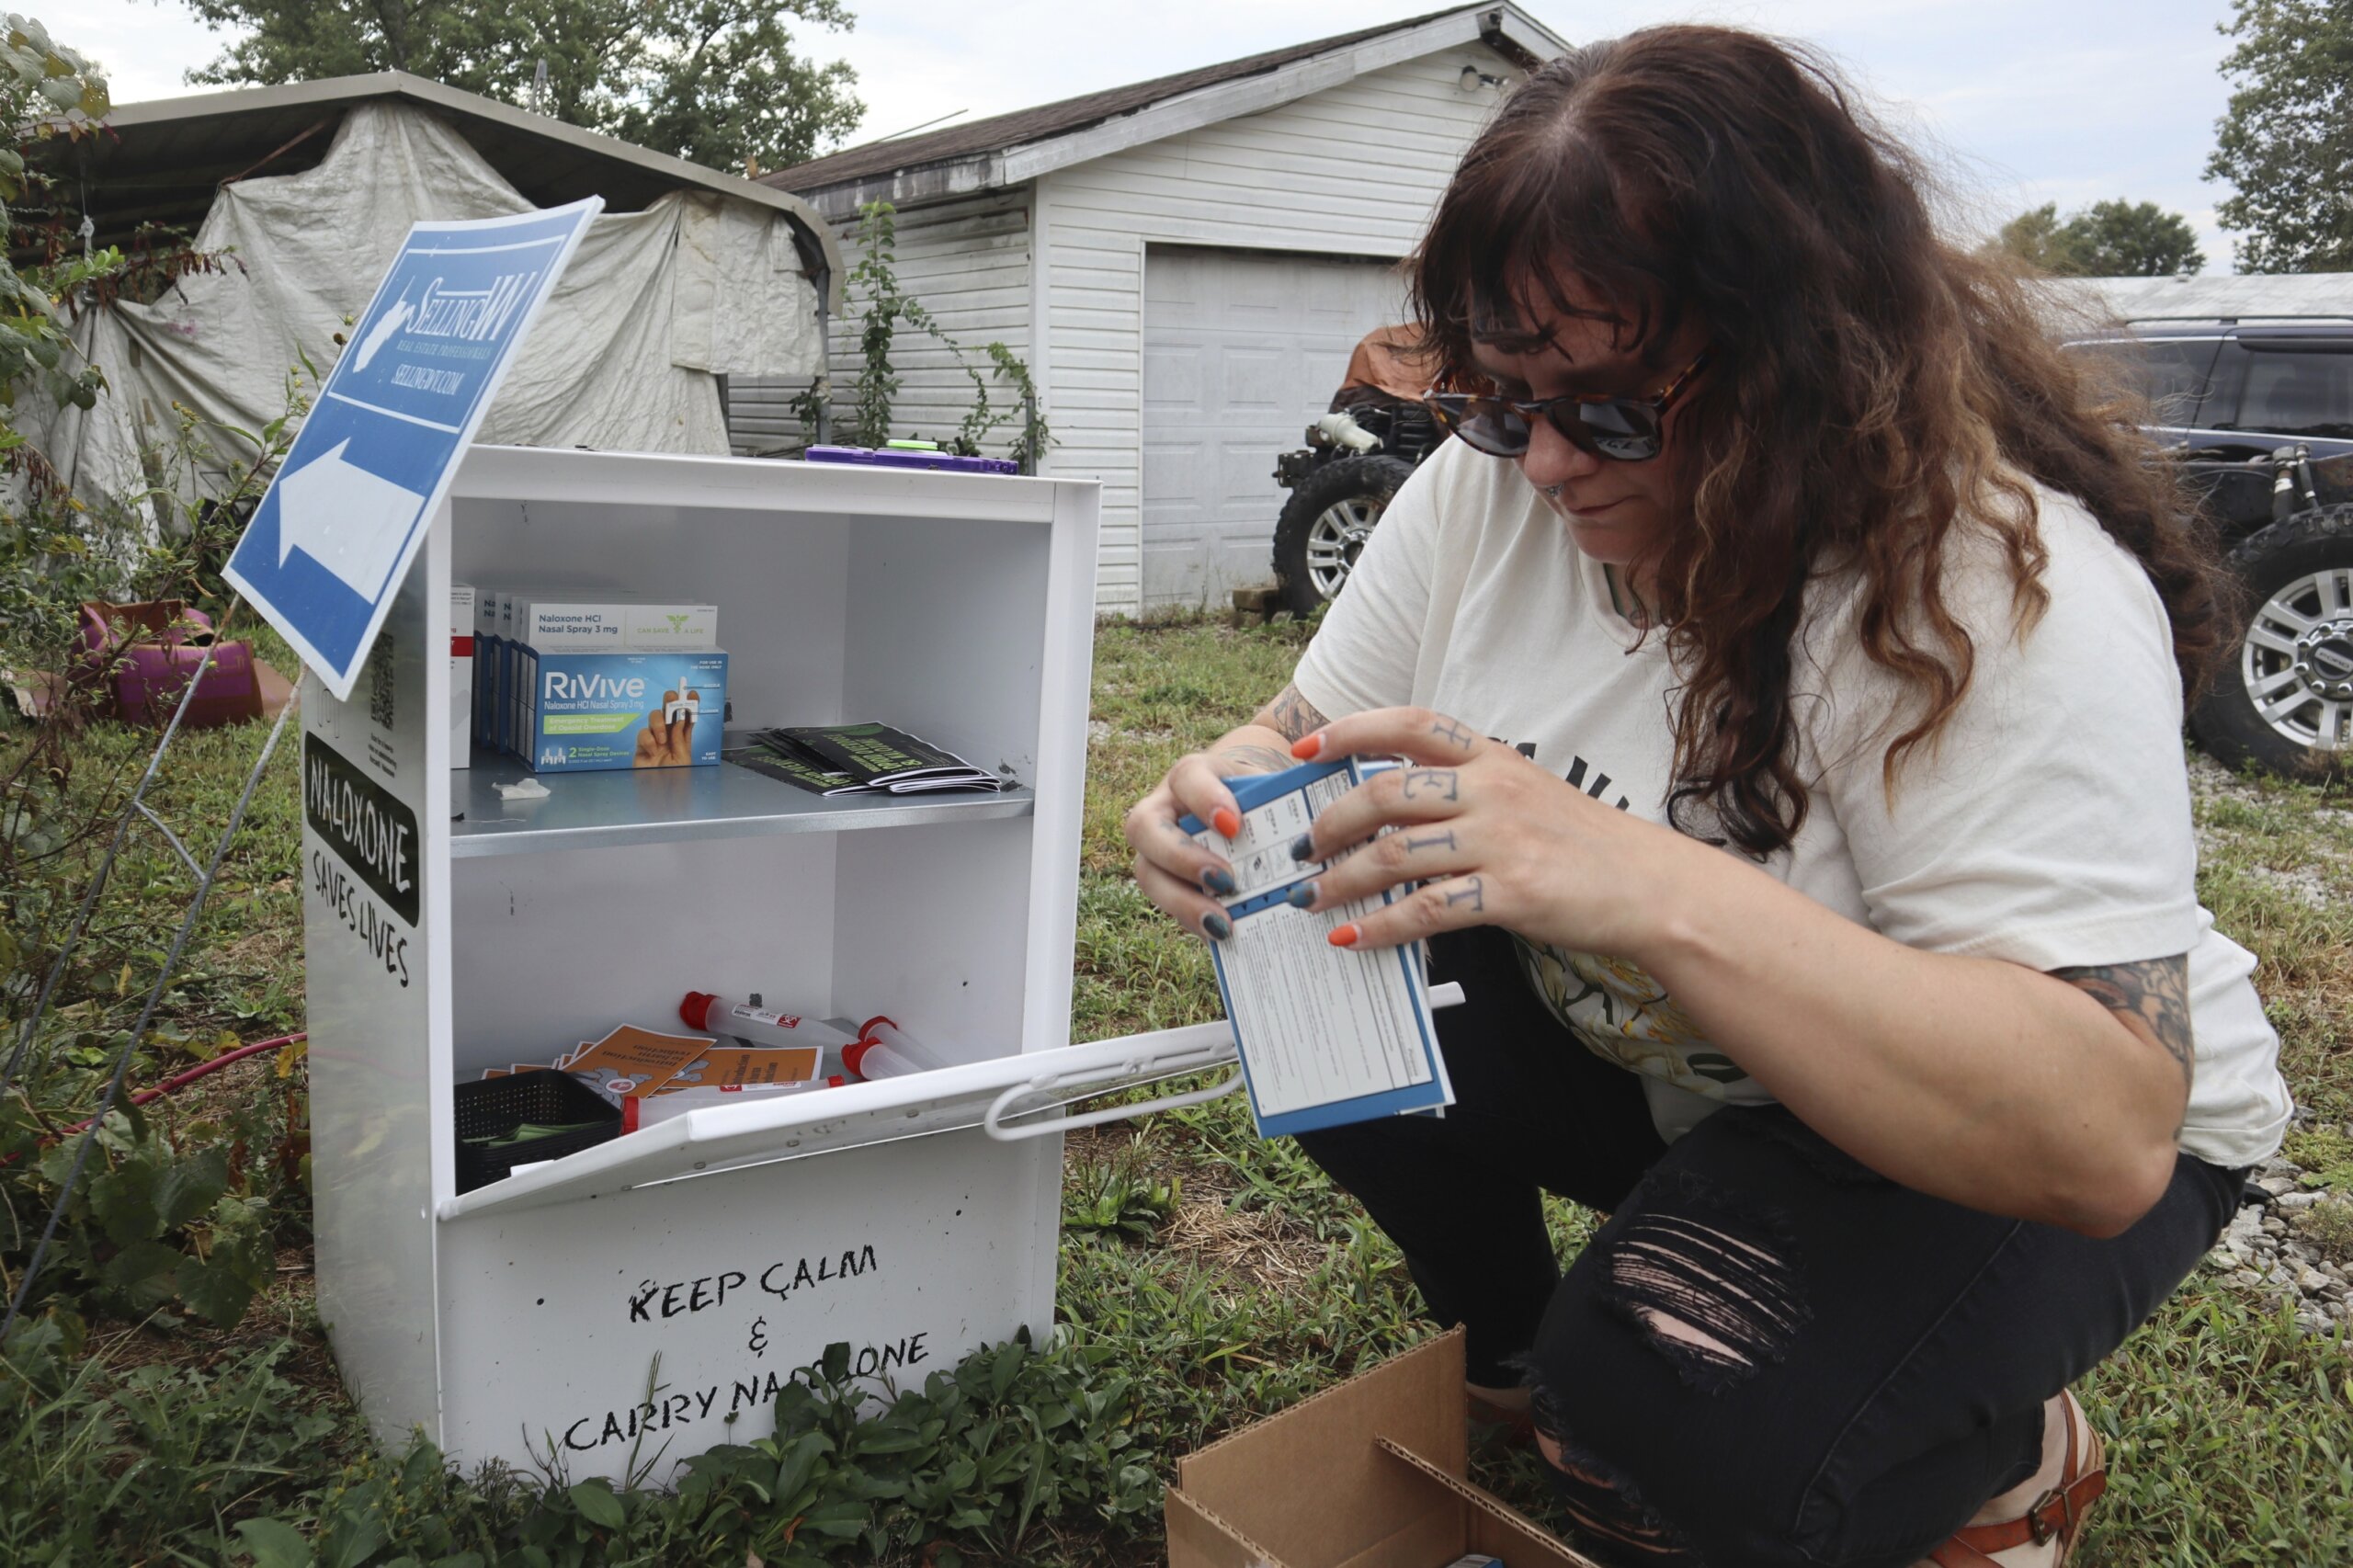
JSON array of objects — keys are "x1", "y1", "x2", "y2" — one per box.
[
  {"x1": 436, "y1": 1019, "x2": 1243, "y2": 1220},
  {"x1": 437, "y1": 983, "x2": 1463, "y2": 1221}
]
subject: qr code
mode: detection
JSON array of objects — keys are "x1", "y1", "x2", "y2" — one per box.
[{"x1": 369, "y1": 631, "x2": 396, "y2": 731}]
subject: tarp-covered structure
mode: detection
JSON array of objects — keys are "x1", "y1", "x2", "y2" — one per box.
[
  {"x1": 32, "y1": 80, "x2": 838, "y2": 510},
  {"x1": 2063, "y1": 272, "x2": 2353, "y2": 324}
]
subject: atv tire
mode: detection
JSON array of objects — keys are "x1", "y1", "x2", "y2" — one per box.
[
  {"x1": 1271, "y1": 454, "x2": 1416, "y2": 619},
  {"x1": 2190, "y1": 503, "x2": 2353, "y2": 778}
]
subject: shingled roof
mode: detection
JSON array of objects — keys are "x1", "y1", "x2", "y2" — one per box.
[{"x1": 763, "y1": 4, "x2": 1530, "y2": 197}]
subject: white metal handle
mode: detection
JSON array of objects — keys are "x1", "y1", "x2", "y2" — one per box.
[
  {"x1": 984, "y1": 1064, "x2": 1246, "y2": 1140},
  {"x1": 983, "y1": 1018, "x2": 1241, "y2": 1141},
  {"x1": 983, "y1": 981, "x2": 1465, "y2": 1142}
]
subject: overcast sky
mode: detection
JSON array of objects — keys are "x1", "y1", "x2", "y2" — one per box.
[{"x1": 67, "y1": 0, "x2": 2248, "y2": 268}]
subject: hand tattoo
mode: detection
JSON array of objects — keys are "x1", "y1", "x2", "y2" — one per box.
[
  {"x1": 1441, "y1": 876, "x2": 1487, "y2": 912},
  {"x1": 1428, "y1": 717, "x2": 1476, "y2": 751},
  {"x1": 1256, "y1": 684, "x2": 1331, "y2": 744},
  {"x1": 2052, "y1": 955, "x2": 2194, "y2": 1093},
  {"x1": 1400, "y1": 769, "x2": 1460, "y2": 801},
  {"x1": 1403, "y1": 830, "x2": 1458, "y2": 853}
]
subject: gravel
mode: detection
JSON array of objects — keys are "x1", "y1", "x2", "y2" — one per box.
[{"x1": 2207, "y1": 1133, "x2": 2353, "y2": 1334}]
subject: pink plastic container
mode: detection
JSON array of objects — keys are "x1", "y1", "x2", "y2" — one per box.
[{"x1": 75, "y1": 600, "x2": 263, "y2": 728}]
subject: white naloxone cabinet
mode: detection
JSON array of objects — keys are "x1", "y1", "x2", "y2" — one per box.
[{"x1": 304, "y1": 447, "x2": 1245, "y2": 1482}]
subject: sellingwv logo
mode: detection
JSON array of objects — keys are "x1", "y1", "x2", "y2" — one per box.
[{"x1": 352, "y1": 270, "x2": 544, "y2": 370}]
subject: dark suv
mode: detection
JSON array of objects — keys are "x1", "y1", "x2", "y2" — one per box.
[
  {"x1": 2087, "y1": 319, "x2": 2353, "y2": 459},
  {"x1": 2080, "y1": 319, "x2": 2353, "y2": 778}
]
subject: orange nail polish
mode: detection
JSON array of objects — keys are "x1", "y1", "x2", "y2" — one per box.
[
  {"x1": 1328, "y1": 923, "x2": 1359, "y2": 948},
  {"x1": 1211, "y1": 806, "x2": 1241, "y2": 838},
  {"x1": 1290, "y1": 733, "x2": 1325, "y2": 760}
]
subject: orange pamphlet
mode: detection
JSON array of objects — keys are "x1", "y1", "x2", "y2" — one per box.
[
  {"x1": 654, "y1": 1043, "x2": 822, "y2": 1091},
  {"x1": 562, "y1": 1025, "x2": 714, "y2": 1097}
]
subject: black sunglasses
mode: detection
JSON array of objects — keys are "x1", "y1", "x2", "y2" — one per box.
[{"x1": 1422, "y1": 347, "x2": 1711, "y2": 463}]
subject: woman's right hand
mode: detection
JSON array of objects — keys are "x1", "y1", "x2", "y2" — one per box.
[{"x1": 1121, "y1": 733, "x2": 1293, "y2": 942}]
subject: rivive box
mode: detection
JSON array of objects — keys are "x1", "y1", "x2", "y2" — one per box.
[{"x1": 520, "y1": 649, "x2": 728, "y2": 772}]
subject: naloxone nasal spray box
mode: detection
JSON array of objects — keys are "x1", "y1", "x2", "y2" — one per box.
[
  {"x1": 520, "y1": 649, "x2": 728, "y2": 772},
  {"x1": 449, "y1": 582, "x2": 475, "y2": 770},
  {"x1": 472, "y1": 583, "x2": 504, "y2": 751},
  {"x1": 514, "y1": 596, "x2": 721, "y2": 653}
]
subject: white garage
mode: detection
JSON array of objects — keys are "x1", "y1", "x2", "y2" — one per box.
[
  {"x1": 747, "y1": 3, "x2": 1567, "y2": 617},
  {"x1": 1142, "y1": 247, "x2": 1407, "y2": 607}
]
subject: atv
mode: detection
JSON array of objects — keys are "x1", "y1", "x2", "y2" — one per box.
[
  {"x1": 1268, "y1": 326, "x2": 1449, "y2": 618},
  {"x1": 2181, "y1": 445, "x2": 2353, "y2": 778}
]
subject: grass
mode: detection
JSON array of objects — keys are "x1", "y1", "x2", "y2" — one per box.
[{"x1": 6, "y1": 610, "x2": 2352, "y2": 1565}]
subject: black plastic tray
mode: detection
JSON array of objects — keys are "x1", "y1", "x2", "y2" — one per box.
[{"x1": 453, "y1": 1070, "x2": 620, "y2": 1193}]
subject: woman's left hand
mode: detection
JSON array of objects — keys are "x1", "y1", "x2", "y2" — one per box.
[{"x1": 1288, "y1": 706, "x2": 1704, "y2": 960}]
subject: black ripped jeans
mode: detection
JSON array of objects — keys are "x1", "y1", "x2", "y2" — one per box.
[{"x1": 1295, "y1": 926, "x2": 2242, "y2": 1568}]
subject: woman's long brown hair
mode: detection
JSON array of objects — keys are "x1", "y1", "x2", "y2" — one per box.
[{"x1": 1411, "y1": 27, "x2": 2227, "y2": 857}]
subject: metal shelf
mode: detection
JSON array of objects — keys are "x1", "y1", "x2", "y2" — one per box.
[{"x1": 451, "y1": 744, "x2": 1033, "y2": 858}]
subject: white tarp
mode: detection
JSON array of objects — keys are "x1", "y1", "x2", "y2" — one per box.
[{"x1": 37, "y1": 100, "x2": 821, "y2": 506}]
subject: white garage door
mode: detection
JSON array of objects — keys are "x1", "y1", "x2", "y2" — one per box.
[{"x1": 1142, "y1": 246, "x2": 1407, "y2": 610}]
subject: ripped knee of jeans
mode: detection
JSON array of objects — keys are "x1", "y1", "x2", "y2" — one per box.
[
  {"x1": 1520, "y1": 1386, "x2": 1704, "y2": 1566},
  {"x1": 1598, "y1": 1168, "x2": 1811, "y2": 1393}
]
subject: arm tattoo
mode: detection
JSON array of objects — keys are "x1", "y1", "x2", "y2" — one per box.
[
  {"x1": 2052, "y1": 955, "x2": 2194, "y2": 1092},
  {"x1": 1215, "y1": 743, "x2": 1293, "y2": 776},
  {"x1": 1255, "y1": 684, "x2": 1330, "y2": 744},
  {"x1": 1401, "y1": 768, "x2": 1460, "y2": 801}
]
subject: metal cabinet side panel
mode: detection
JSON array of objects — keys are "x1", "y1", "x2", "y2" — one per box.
[
  {"x1": 1022, "y1": 481, "x2": 1101, "y2": 1053},
  {"x1": 310, "y1": 524, "x2": 448, "y2": 1449},
  {"x1": 434, "y1": 1127, "x2": 1061, "y2": 1482}
]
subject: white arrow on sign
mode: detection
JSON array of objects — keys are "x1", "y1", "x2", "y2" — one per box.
[{"x1": 276, "y1": 438, "x2": 427, "y2": 598}]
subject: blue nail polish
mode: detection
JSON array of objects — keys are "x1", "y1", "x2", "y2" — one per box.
[
  {"x1": 1203, "y1": 912, "x2": 1233, "y2": 941},
  {"x1": 1287, "y1": 881, "x2": 1318, "y2": 909},
  {"x1": 1201, "y1": 867, "x2": 1236, "y2": 896},
  {"x1": 1290, "y1": 833, "x2": 1316, "y2": 863}
]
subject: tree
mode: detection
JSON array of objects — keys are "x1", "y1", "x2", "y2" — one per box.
[
  {"x1": 1995, "y1": 203, "x2": 2075, "y2": 271},
  {"x1": 1992, "y1": 199, "x2": 2205, "y2": 277},
  {"x1": 2059, "y1": 200, "x2": 2205, "y2": 276},
  {"x1": 2206, "y1": 0, "x2": 2353, "y2": 273},
  {"x1": 176, "y1": 0, "x2": 864, "y2": 173}
]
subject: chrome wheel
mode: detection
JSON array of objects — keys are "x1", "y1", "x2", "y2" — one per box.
[
  {"x1": 2242, "y1": 566, "x2": 2353, "y2": 753},
  {"x1": 1305, "y1": 498, "x2": 1381, "y2": 600}
]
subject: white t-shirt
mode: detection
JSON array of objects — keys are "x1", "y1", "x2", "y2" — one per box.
[{"x1": 1292, "y1": 437, "x2": 2290, "y2": 1169}]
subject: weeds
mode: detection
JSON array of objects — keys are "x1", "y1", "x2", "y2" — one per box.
[
  {"x1": 0, "y1": 617, "x2": 2347, "y2": 1565},
  {"x1": 1061, "y1": 1140, "x2": 1181, "y2": 1243}
]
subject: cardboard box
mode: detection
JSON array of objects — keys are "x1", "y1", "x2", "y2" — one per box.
[{"x1": 1165, "y1": 1330, "x2": 1595, "y2": 1568}]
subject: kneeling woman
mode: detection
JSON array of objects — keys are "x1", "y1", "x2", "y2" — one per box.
[{"x1": 1122, "y1": 26, "x2": 2288, "y2": 1568}]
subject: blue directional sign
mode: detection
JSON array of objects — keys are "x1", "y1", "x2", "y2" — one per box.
[{"x1": 225, "y1": 199, "x2": 601, "y2": 700}]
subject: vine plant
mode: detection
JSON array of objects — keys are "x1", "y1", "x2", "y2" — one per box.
[{"x1": 799, "y1": 199, "x2": 1052, "y2": 470}]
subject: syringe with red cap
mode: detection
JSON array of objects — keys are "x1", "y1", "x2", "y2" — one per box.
[
  {"x1": 841, "y1": 1016, "x2": 945, "y2": 1080},
  {"x1": 677, "y1": 991, "x2": 862, "y2": 1051}
]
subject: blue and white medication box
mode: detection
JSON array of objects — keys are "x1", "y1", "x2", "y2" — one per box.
[
  {"x1": 520, "y1": 649, "x2": 728, "y2": 772},
  {"x1": 515, "y1": 595, "x2": 720, "y2": 653},
  {"x1": 1177, "y1": 757, "x2": 1450, "y2": 1137}
]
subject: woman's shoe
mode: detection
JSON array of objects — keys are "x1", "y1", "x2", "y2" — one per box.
[{"x1": 1928, "y1": 1390, "x2": 2107, "y2": 1567}]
